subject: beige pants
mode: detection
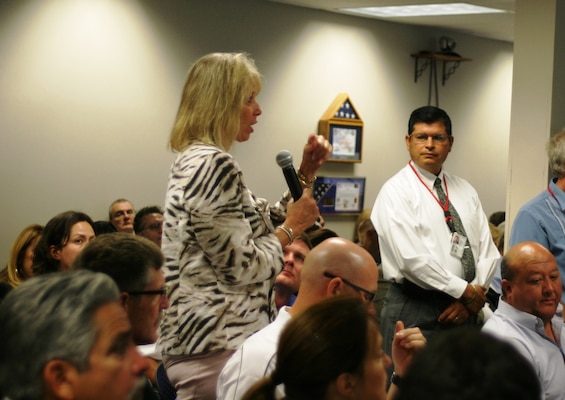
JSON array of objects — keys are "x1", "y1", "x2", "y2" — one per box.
[{"x1": 163, "y1": 349, "x2": 235, "y2": 400}]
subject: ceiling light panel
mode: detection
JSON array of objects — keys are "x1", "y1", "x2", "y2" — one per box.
[{"x1": 340, "y1": 3, "x2": 507, "y2": 18}]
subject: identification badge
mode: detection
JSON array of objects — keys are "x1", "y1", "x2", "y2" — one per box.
[{"x1": 450, "y1": 232, "x2": 467, "y2": 258}]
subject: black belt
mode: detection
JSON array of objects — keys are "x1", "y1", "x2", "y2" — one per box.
[{"x1": 394, "y1": 279, "x2": 453, "y2": 303}]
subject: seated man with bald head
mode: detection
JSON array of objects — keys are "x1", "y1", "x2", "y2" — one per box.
[
  {"x1": 482, "y1": 241, "x2": 565, "y2": 400},
  {"x1": 217, "y1": 237, "x2": 426, "y2": 400}
]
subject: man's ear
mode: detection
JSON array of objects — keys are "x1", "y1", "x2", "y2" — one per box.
[
  {"x1": 49, "y1": 245, "x2": 62, "y2": 261},
  {"x1": 501, "y1": 279, "x2": 511, "y2": 299},
  {"x1": 334, "y1": 372, "x2": 357, "y2": 398},
  {"x1": 326, "y1": 277, "x2": 344, "y2": 297},
  {"x1": 43, "y1": 360, "x2": 79, "y2": 400},
  {"x1": 119, "y1": 292, "x2": 130, "y2": 311}
]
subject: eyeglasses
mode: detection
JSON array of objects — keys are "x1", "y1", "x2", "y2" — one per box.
[
  {"x1": 141, "y1": 222, "x2": 162, "y2": 232},
  {"x1": 127, "y1": 287, "x2": 168, "y2": 300},
  {"x1": 411, "y1": 133, "x2": 449, "y2": 144},
  {"x1": 323, "y1": 272, "x2": 376, "y2": 303}
]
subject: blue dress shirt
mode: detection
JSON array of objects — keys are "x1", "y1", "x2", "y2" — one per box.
[
  {"x1": 509, "y1": 178, "x2": 565, "y2": 303},
  {"x1": 483, "y1": 301, "x2": 565, "y2": 400}
]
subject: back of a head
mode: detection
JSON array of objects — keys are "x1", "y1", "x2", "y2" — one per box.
[
  {"x1": 488, "y1": 211, "x2": 506, "y2": 227},
  {"x1": 408, "y1": 105, "x2": 452, "y2": 136},
  {"x1": 33, "y1": 210, "x2": 94, "y2": 275},
  {"x1": 299, "y1": 237, "x2": 377, "y2": 290},
  {"x1": 547, "y1": 129, "x2": 565, "y2": 178},
  {"x1": 242, "y1": 295, "x2": 372, "y2": 400},
  {"x1": 73, "y1": 232, "x2": 164, "y2": 292},
  {"x1": 0, "y1": 270, "x2": 120, "y2": 400},
  {"x1": 301, "y1": 227, "x2": 338, "y2": 249},
  {"x1": 395, "y1": 327, "x2": 541, "y2": 400}
]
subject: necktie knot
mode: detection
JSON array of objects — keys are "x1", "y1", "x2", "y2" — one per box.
[{"x1": 434, "y1": 178, "x2": 446, "y2": 204}]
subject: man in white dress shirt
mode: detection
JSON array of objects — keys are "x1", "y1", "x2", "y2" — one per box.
[
  {"x1": 217, "y1": 237, "x2": 425, "y2": 399},
  {"x1": 371, "y1": 106, "x2": 500, "y2": 362}
]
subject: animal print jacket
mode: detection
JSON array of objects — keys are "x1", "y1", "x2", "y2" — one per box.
[{"x1": 158, "y1": 143, "x2": 289, "y2": 356}]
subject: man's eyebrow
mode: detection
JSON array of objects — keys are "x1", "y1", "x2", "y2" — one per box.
[{"x1": 107, "y1": 330, "x2": 134, "y2": 355}]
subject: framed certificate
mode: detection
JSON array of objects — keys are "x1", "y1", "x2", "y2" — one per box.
[
  {"x1": 328, "y1": 124, "x2": 362, "y2": 162},
  {"x1": 314, "y1": 176, "x2": 366, "y2": 215}
]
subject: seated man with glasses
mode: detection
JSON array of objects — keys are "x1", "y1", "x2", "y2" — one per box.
[
  {"x1": 73, "y1": 232, "x2": 170, "y2": 400},
  {"x1": 134, "y1": 206, "x2": 164, "y2": 247},
  {"x1": 217, "y1": 237, "x2": 425, "y2": 400}
]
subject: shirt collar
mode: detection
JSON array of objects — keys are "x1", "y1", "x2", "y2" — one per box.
[
  {"x1": 550, "y1": 178, "x2": 565, "y2": 211},
  {"x1": 498, "y1": 300, "x2": 563, "y2": 342},
  {"x1": 409, "y1": 160, "x2": 445, "y2": 187}
]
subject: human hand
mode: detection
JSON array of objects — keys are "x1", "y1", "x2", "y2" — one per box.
[
  {"x1": 284, "y1": 187, "x2": 320, "y2": 235},
  {"x1": 438, "y1": 300, "x2": 471, "y2": 324},
  {"x1": 391, "y1": 321, "x2": 427, "y2": 377},
  {"x1": 299, "y1": 134, "x2": 332, "y2": 179}
]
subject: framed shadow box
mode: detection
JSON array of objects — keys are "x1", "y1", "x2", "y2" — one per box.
[{"x1": 318, "y1": 93, "x2": 363, "y2": 163}]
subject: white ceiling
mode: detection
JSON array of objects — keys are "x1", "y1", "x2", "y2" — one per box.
[{"x1": 269, "y1": 0, "x2": 515, "y2": 43}]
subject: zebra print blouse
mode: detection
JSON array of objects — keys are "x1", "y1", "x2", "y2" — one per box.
[{"x1": 158, "y1": 143, "x2": 289, "y2": 356}]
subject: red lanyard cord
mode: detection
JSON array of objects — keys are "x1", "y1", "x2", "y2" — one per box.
[{"x1": 408, "y1": 161, "x2": 456, "y2": 233}]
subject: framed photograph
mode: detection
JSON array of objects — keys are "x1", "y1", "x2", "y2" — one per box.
[
  {"x1": 328, "y1": 123, "x2": 362, "y2": 162},
  {"x1": 314, "y1": 176, "x2": 366, "y2": 215}
]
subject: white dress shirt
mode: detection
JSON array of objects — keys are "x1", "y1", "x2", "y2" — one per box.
[
  {"x1": 372, "y1": 161, "x2": 499, "y2": 299},
  {"x1": 217, "y1": 307, "x2": 292, "y2": 400}
]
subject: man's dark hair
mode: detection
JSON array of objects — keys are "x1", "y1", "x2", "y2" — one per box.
[
  {"x1": 134, "y1": 205, "x2": 163, "y2": 233},
  {"x1": 408, "y1": 106, "x2": 452, "y2": 136},
  {"x1": 395, "y1": 327, "x2": 541, "y2": 400},
  {"x1": 73, "y1": 232, "x2": 164, "y2": 293}
]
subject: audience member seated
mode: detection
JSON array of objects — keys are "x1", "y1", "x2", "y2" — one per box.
[
  {"x1": 0, "y1": 223, "x2": 43, "y2": 287},
  {"x1": 0, "y1": 270, "x2": 148, "y2": 400},
  {"x1": 394, "y1": 327, "x2": 541, "y2": 400},
  {"x1": 482, "y1": 241, "x2": 565, "y2": 400},
  {"x1": 356, "y1": 209, "x2": 390, "y2": 323},
  {"x1": 73, "y1": 232, "x2": 171, "y2": 400},
  {"x1": 32, "y1": 211, "x2": 95, "y2": 275},
  {"x1": 93, "y1": 198, "x2": 136, "y2": 235},
  {"x1": 242, "y1": 295, "x2": 424, "y2": 400},
  {"x1": 489, "y1": 210, "x2": 506, "y2": 233},
  {"x1": 274, "y1": 228, "x2": 337, "y2": 309},
  {"x1": 218, "y1": 237, "x2": 425, "y2": 399},
  {"x1": 274, "y1": 233, "x2": 311, "y2": 310},
  {"x1": 134, "y1": 205, "x2": 164, "y2": 247}
]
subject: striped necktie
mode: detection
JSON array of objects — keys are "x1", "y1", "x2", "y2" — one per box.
[{"x1": 434, "y1": 177, "x2": 476, "y2": 282}]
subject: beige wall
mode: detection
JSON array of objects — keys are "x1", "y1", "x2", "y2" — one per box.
[{"x1": 0, "y1": 0, "x2": 513, "y2": 263}]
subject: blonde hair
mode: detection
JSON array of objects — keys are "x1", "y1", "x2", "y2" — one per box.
[
  {"x1": 0, "y1": 224, "x2": 43, "y2": 287},
  {"x1": 169, "y1": 52, "x2": 262, "y2": 152}
]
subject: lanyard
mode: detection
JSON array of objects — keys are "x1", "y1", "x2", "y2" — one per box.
[{"x1": 408, "y1": 161, "x2": 456, "y2": 233}]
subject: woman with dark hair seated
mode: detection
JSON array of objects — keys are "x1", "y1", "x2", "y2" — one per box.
[
  {"x1": 243, "y1": 295, "x2": 393, "y2": 400},
  {"x1": 33, "y1": 211, "x2": 95, "y2": 275}
]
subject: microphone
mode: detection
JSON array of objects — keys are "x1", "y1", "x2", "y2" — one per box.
[{"x1": 276, "y1": 150, "x2": 303, "y2": 200}]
